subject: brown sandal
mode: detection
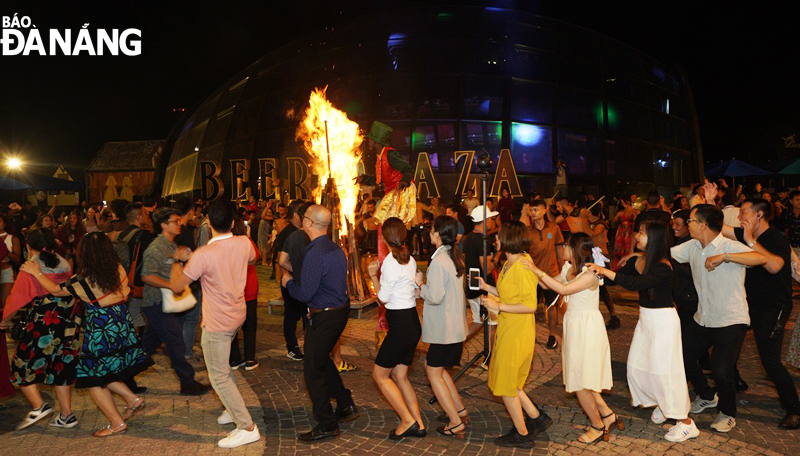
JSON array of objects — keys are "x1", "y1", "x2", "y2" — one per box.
[
  {"x1": 600, "y1": 412, "x2": 624, "y2": 441},
  {"x1": 437, "y1": 408, "x2": 470, "y2": 425},
  {"x1": 436, "y1": 422, "x2": 466, "y2": 439}
]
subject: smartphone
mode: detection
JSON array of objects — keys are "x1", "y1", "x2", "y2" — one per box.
[{"x1": 468, "y1": 268, "x2": 481, "y2": 291}]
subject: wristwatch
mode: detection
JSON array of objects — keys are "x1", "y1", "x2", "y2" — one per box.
[{"x1": 747, "y1": 240, "x2": 756, "y2": 248}]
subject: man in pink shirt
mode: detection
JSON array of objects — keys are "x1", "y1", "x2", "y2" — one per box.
[{"x1": 170, "y1": 200, "x2": 259, "y2": 449}]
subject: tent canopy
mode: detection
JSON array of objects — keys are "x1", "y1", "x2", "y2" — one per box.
[
  {"x1": 778, "y1": 158, "x2": 800, "y2": 175},
  {"x1": 20, "y1": 173, "x2": 84, "y2": 192},
  {"x1": 0, "y1": 175, "x2": 31, "y2": 191},
  {"x1": 705, "y1": 159, "x2": 771, "y2": 177}
]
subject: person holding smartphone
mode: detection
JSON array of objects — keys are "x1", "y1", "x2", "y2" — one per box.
[
  {"x1": 463, "y1": 205, "x2": 498, "y2": 360},
  {"x1": 478, "y1": 221, "x2": 552, "y2": 449}
]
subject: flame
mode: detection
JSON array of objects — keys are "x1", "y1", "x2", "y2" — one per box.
[{"x1": 296, "y1": 87, "x2": 363, "y2": 229}]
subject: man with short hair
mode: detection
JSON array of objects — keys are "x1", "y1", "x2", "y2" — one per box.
[
  {"x1": 282, "y1": 205, "x2": 357, "y2": 442},
  {"x1": 445, "y1": 205, "x2": 464, "y2": 245},
  {"x1": 671, "y1": 203, "x2": 766, "y2": 433},
  {"x1": 462, "y1": 189, "x2": 480, "y2": 213},
  {"x1": 720, "y1": 192, "x2": 740, "y2": 228},
  {"x1": 527, "y1": 199, "x2": 565, "y2": 348},
  {"x1": 278, "y1": 201, "x2": 313, "y2": 361},
  {"x1": 118, "y1": 203, "x2": 154, "y2": 330},
  {"x1": 711, "y1": 192, "x2": 800, "y2": 430},
  {"x1": 275, "y1": 200, "x2": 307, "y2": 360},
  {"x1": 170, "y1": 200, "x2": 261, "y2": 448},
  {"x1": 689, "y1": 185, "x2": 705, "y2": 208},
  {"x1": 173, "y1": 197, "x2": 203, "y2": 363},
  {"x1": 463, "y1": 205, "x2": 498, "y2": 358},
  {"x1": 141, "y1": 207, "x2": 210, "y2": 396}
]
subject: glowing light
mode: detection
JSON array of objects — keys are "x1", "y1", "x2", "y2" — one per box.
[
  {"x1": 512, "y1": 123, "x2": 543, "y2": 147},
  {"x1": 295, "y1": 87, "x2": 363, "y2": 230},
  {"x1": 6, "y1": 157, "x2": 22, "y2": 170}
]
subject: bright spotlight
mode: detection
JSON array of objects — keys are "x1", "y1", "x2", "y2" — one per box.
[{"x1": 7, "y1": 157, "x2": 22, "y2": 170}]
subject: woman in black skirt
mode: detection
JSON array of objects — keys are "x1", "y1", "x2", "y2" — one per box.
[
  {"x1": 373, "y1": 218, "x2": 425, "y2": 440},
  {"x1": 416, "y1": 216, "x2": 469, "y2": 438}
]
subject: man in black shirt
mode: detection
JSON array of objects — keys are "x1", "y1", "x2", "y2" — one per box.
[
  {"x1": 275, "y1": 199, "x2": 306, "y2": 361},
  {"x1": 716, "y1": 197, "x2": 800, "y2": 429},
  {"x1": 463, "y1": 205, "x2": 498, "y2": 366},
  {"x1": 172, "y1": 197, "x2": 203, "y2": 362}
]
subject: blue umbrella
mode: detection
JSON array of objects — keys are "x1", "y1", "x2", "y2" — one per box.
[
  {"x1": 705, "y1": 159, "x2": 771, "y2": 177},
  {"x1": 0, "y1": 174, "x2": 31, "y2": 190}
]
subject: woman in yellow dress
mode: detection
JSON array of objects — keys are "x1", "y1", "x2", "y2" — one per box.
[{"x1": 478, "y1": 221, "x2": 552, "y2": 449}]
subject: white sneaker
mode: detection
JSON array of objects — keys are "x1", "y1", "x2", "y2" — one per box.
[
  {"x1": 710, "y1": 412, "x2": 736, "y2": 432},
  {"x1": 664, "y1": 420, "x2": 700, "y2": 442},
  {"x1": 218, "y1": 426, "x2": 260, "y2": 448},
  {"x1": 651, "y1": 406, "x2": 666, "y2": 424},
  {"x1": 16, "y1": 402, "x2": 53, "y2": 430},
  {"x1": 217, "y1": 410, "x2": 234, "y2": 425},
  {"x1": 49, "y1": 413, "x2": 79, "y2": 428},
  {"x1": 690, "y1": 393, "x2": 718, "y2": 414}
]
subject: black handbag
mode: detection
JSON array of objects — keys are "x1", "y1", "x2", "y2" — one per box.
[{"x1": 10, "y1": 315, "x2": 28, "y2": 341}]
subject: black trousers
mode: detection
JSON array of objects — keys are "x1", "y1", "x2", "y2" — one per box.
[
  {"x1": 682, "y1": 318, "x2": 747, "y2": 417},
  {"x1": 281, "y1": 286, "x2": 308, "y2": 350},
  {"x1": 141, "y1": 304, "x2": 196, "y2": 385},
  {"x1": 749, "y1": 303, "x2": 800, "y2": 415},
  {"x1": 230, "y1": 299, "x2": 258, "y2": 364},
  {"x1": 304, "y1": 307, "x2": 354, "y2": 430}
]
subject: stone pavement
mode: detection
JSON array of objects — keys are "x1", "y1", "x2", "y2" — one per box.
[{"x1": 2, "y1": 265, "x2": 800, "y2": 455}]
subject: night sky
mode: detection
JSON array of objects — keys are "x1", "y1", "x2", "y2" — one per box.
[{"x1": 1, "y1": 0, "x2": 798, "y2": 178}]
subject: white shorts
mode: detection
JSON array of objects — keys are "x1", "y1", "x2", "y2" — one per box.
[
  {"x1": 0, "y1": 267, "x2": 14, "y2": 284},
  {"x1": 468, "y1": 297, "x2": 497, "y2": 326}
]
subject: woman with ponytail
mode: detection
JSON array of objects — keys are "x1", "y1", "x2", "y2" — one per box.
[
  {"x1": 372, "y1": 217, "x2": 425, "y2": 440},
  {"x1": 415, "y1": 215, "x2": 468, "y2": 438},
  {"x1": 2, "y1": 228, "x2": 80, "y2": 430}
]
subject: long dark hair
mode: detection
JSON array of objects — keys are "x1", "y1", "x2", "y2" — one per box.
[
  {"x1": 567, "y1": 232, "x2": 594, "y2": 272},
  {"x1": 382, "y1": 217, "x2": 410, "y2": 265},
  {"x1": 433, "y1": 215, "x2": 465, "y2": 277},
  {"x1": 641, "y1": 221, "x2": 671, "y2": 274},
  {"x1": 26, "y1": 228, "x2": 60, "y2": 269},
  {"x1": 76, "y1": 232, "x2": 122, "y2": 294}
]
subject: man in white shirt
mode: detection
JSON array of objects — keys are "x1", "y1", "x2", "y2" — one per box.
[
  {"x1": 671, "y1": 203, "x2": 766, "y2": 433},
  {"x1": 720, "y1": 192, "x2": 741, "y2": 228},
  {"x1": 462, "y1": 189, "x2": 480, "y2": 214}
]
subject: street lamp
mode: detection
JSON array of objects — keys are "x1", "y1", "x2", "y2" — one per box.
[{"x1": 6, "y1": 157, "x2": 22, "y2": 170}]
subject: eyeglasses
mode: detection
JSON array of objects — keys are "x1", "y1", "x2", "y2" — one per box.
[{"x1": 687, "y1": 219, "x2": 703, "y2": 225}]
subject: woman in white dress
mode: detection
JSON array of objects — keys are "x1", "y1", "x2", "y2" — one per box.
[
  {"x1": 588, "y1": 221, "x2": 698, "y2": 442},
  {"x1": 526, "y1": 232, "x2": 620, "y2": 444}
]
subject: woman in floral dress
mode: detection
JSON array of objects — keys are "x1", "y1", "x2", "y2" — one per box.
[
  {"x1": 3, "y1": 228, "x2": 80, "y2": 429},
  {"x1": 23, "y1": 232, "x2": 153, "y2": 437}
]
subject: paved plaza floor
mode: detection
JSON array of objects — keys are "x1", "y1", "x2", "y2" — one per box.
[{"x1": 2, "y1": 265, "x2": 800, "y2": 455}]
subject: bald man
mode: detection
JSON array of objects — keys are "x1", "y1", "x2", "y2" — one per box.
[{"x1": 282, "y1": 205, "x2": 358, "y2": 441}]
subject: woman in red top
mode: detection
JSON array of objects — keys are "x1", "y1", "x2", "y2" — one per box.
[
  {"x1": 497, "y1": 188, "x2": 515, "y2": 223},
  {"x1": 611, "y1": 195, "x2": 637, "y2": 269},
  {"x1": 230, "y1": 218, "x2": 261, "y2": 370}
]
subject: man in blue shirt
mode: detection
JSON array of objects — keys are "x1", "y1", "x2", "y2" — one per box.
[{"x1": 282, "y1": 205, "x2": 358, "y2": 441}]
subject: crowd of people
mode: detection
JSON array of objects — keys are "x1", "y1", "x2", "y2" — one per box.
[{"x1": 1, "y1": 176, "x2": 800, "y2": 449}]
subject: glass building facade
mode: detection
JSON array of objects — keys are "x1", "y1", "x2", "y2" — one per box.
[{"x1": 159, "y1": 5, "x2": 703, "y2": 200}]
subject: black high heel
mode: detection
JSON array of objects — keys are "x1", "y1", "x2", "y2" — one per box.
[
  {"x1": 577, "y1": 423, "x2": 605, "y2": 444},
  {"x1": 600, "y1": 411, "x2": 624, "y2": 441}
]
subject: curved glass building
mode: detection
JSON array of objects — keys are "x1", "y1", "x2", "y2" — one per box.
[{"x1": 159, "y1": 5, "x2": 703, "y2": 201}]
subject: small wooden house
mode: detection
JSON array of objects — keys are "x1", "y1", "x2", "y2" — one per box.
[{"x1": 86, "y1": 140, "x2": 164, "y2": 203}]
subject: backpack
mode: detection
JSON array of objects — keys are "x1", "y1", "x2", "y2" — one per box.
[{"x1": 113, "y1": 227, "x2": 142, "y2": 273}]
